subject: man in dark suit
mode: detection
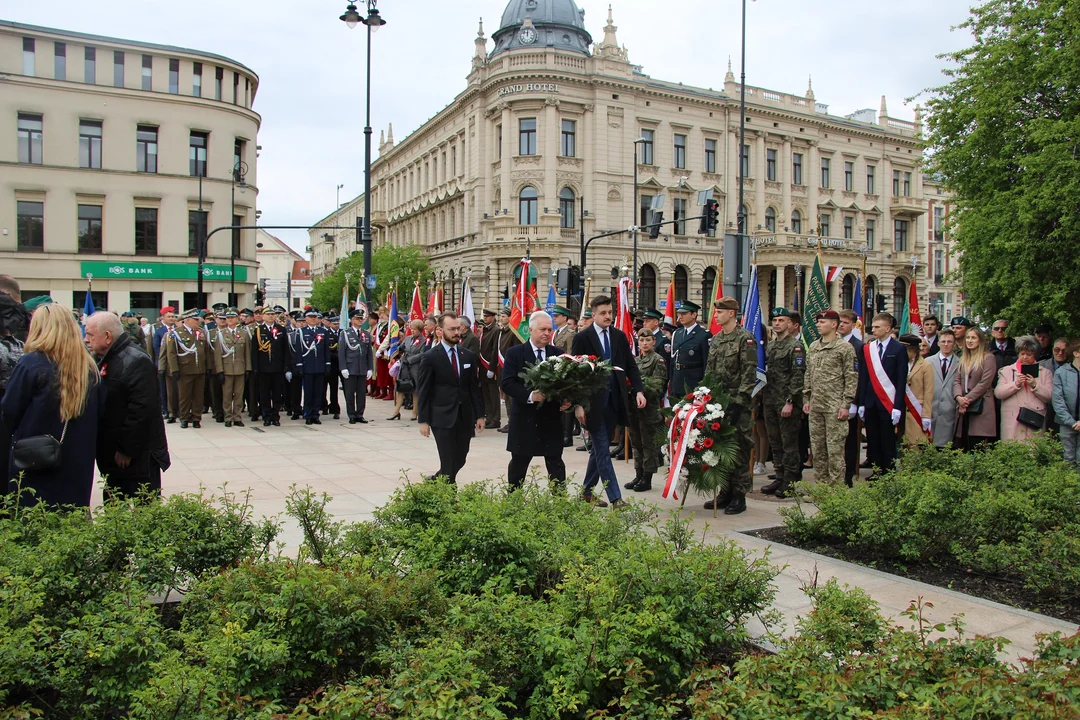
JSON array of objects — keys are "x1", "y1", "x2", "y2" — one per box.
[
  {"x1": 922, "y1": 315, "x2": 941, "y2": 358},
  {"x1": 417, "y1": 312, "x2": 486, "y2": 484},
  {"x1": 839, "y1": 309, "x2": 864, "y2": 486},
  {"x1": 501, "y1": 311, "x2": 572, "y2": 492},
  {"x1": 571, "y1": 295, "x2": 646, "y2": 509},
  {"x1": 857, "y1": 312, "x2": 907, "y2": 475}
]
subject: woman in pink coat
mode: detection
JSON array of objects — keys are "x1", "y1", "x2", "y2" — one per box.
[{"x1": 994, "y1": 335, "x2": 1052, "y2": 441}]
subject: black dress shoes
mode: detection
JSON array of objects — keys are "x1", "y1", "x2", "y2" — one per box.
[
  {"x1": 180, "y1": 421, "x2": 188, "y2": 429},
  {"x1": 357, "y1": 418, "x2": 368, "y2": 424},
  {"x1": 192, "y1": 421, "x2": 201, "y2": 429},
  {"x1": 263, "y1": 420, "x2": 272, "y2": 427},
  {"x1": 234, "y1": 420, "x2": 244, "y2": 427},
  {"x1": 224, "y1": 421, "x2": 232, "y2": 428}
]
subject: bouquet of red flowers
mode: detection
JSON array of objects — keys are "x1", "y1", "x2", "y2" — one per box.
[
  {"x1": 661, "y1": 378, "x2": 740, "y2": 501},
  {"x1": 518, "y1": 354, "x2": 614, "y2": 410}
]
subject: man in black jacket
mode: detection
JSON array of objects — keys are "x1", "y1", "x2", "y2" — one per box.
[
  {"x1": 416, "y1": 312, "x2": 486, "y2": 484},
  {"x1": 85, "y1": 312, "x2": 170, "y2": 500}
]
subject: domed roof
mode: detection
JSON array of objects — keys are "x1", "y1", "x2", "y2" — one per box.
[{"x1": 490, "y1": 0, "x2": 592, "y2": 58}]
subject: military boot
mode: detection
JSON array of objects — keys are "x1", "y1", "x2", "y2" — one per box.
[
  {"x1": 760, "y1": 477, "x2": 783, "y2": 495},
  {"x1": 624, "y1": 468, "x2": 642, "y2": 490},
  {"x1": 703, "y1": 487, "x2": 733, "y2": 510},
  {"x1": 633, "y1": 473, "x2": 653, "y2": 492},
  {"x1": 772, "y1": 478, "x2": 792, "y2": 499},
  {"x1": 724, "y1": 492, "x2": 747, "y2": 515}
]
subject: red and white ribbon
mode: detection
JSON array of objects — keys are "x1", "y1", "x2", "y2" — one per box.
[
  {"x1": 662, "y1": 396, "x2": 706, "y2": 500},
  {"x1": 905, "y1": 385, "x2": 930, "y2": 439},
  {"x1": 865, "y1": 341, "x2": 897, "y2": 414}
]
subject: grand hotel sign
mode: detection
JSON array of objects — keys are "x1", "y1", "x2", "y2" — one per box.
[{"x1": 498, "y1": 83, "x2": 561, "y2": 97}]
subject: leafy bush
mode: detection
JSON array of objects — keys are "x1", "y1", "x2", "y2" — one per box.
[{"x1": 782, "y1": 437, "x2": 1080, "y2": 597}]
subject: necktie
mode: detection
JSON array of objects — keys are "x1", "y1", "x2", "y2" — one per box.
[
  {"x1": 536, "y1": 348, "x2": 544, "y2": 363},
  {"x1": 450, "y1": 347, "x2": 459, "y2": 377},
  {"x1": 941, "y1": 357, "x2": 948, "y2": 379},
  {"x1": 602, "y1": 329, "x2": 611, "y2": 360},
  {"x1": 878, "y1": 342, "x2": 885, "y2": 359}
]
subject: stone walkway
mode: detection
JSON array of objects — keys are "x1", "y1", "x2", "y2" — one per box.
[{"x1": 91, "y1": 404, "x2": 1078, "y2": 664}]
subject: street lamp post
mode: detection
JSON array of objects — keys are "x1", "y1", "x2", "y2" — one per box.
[
  {"x1": 735, "y1": 0, "x2": 751, "y2": 304},
  {"x1": 340, "y1": 1, "x2": 386, "y2": 282},
  {"x1": 230, "y1": 160, "x2": 248, "y2": 305}
]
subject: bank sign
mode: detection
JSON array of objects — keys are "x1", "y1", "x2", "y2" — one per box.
[
  {"x1": 498, "y1": 83, "x2": 560, "y2": 97},
  {"x1": 80, "y1": 261, "x2": 248, "y2": 282}
]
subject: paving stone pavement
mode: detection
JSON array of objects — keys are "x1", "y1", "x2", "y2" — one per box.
[{"x1": 90, "y1": 405, "x2": 1078, "y2": 665}]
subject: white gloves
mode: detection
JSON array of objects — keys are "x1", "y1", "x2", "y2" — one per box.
[
  {"x1": 848, "y1": 404, "x2": 857, "y2": 417},
  {"x1": 857, "y1": 406, "x2": 865, "y2": 420},
  {"x1": 486, "y1": 370, "x2": 495, "y2": 379},
  {"x1": 922, "y1": 418, "x2": 932, "y2": 432},
  {"x1": 367, "y1": 370, "x2": 373, "y2": 380},
  {"x1": 285, "y1": 371, "x2": 293, "y2": 382},
  {"x1": 891, "y1": 408, "x2": 902, "y2": 425},
  {"x1": 341, "y1": 370, "x2": 349, "y2": 379}
]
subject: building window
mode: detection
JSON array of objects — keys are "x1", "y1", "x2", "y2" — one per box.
[
  {"x1": 233, "y1": 72, "x2": 239, "y2": 104},
  {"x1": 820, "y1": 213, "x2": 831, "y2": 237},
  {"x1": 903, "y1": 172, "x2": 912, "y2": 197},
  {"x1": 866, "y1": 164, "x2": 875, "y2": 194},
  {"x1": 519, "y1": 186, "x2": 538, "y2": 225},
  {"x1": 640, "y1": 264, "x2": 657, "y2": 309},
  {"x1": 559, "y1": 187, "x2": 575, "y2": 228},
  {"x1": 792, "y1": 153, "x2": 803, "y2": 185},
  {"x1": 740, "y1": 143, "x2": 750, "y2": 177},
  {"x1": 844, "y1": 161, "x2": 854, "y2": 191},
  {"x1": 639, "y1": 193, "x2": 653, "y2": 228},
  {"x1": 135, "y1": 207, "x2": 158, "y2": 255},
  {"x1": 893, "y1": 170, "x2": 901, "y2": 196},
  {"x1": 866, "y1": 219, "x2": 876, "y2": 249},
  {"x1": 519, "y1": 118, "x2": 536, "y2": 155},
  {"x1": 54, "y1": 42, "x2": 66, "y2": 80},
  {"x1": 639, "y1": 129, "x2": 654, "y2": 164},
  {"x1": 168, "y1": 58, "x2": 179, "y2": 93},
  {"x1": 113, "y1": 50, "x2": 124, "y2": 87},
  {"x1": 79, "y1": 120, "x2": 103, "y2": 169},
  {"x1": 496, "y1": 124, "x2": 503, "y2": 159},
  {"x1": 673, "y1": 134, "x2": 687, "y2": 169},
  {"x1": 215, "y1": 67, "x2": 223, "y2": 99},
  {"x1": 894, "y1": 219, "x2": 909, "y2": 251},
  {"x1": 84, "y1": 47, "x2": 96, "y2": 84},
  {"x1": 933, "y1": 205, "x2": 945, "y2": 241},
  {"x1": 561, "y1": 119, "x2": 576, "y2": 157},
  {"x1": 701, "y1": 267, "x2": 717, "y2": 304},
  {"x1": 791, "y1": 209, "x2": 802, "y2": 234},
  {"x1": 674, "y1": 265, "x2": 688, "y2": 302},
  {"x1": 189, "y1": 210, "x2": 208, "y2": 257},
  {"x1": 233, "y1": 139, "x2": 245, "y2": 179},
  {"x1": 17, "y1": 113, "x2": 43, "y2": 165},
  {"x1": 136, "y1": 126, "x2": 158, "y2": 173},
  {"x1": 189, "y1": 131, "x2": 208, "y2": 177},
  {"x1": 892, "y1": 277, "x2": 907, "y2": 316},
  {"x1": 766, "y1": 148, "x2": 777, "y2": 181},
  {"x1": 704, "y1": 138, "x2": 716, "y2": 173},
  {"x1": 232, "y1": 214, "x2": 243, "y2": 259},
  {"x1": 820, "y1": 157, "x2": 831, "y2": 188},
  {"x1": 244, "y1": 78, "x2": 250, "y2": 107},
  {"x1": 765, "y1": 207, "x2": 776, "y2": 232},
  {"x1": 17, "y1": 201, "x2": 44, "y2": 252},
  {"x1": 674, "y1": 197, "x2": 686, "y2": 235},
  {"x1": 193, "y1": 62, "x2": 202, "y2": 97},
  {"x1": 77, "y1": 204, "x2": 103, "y2": 253},
  {"x1": 843, "y1": 215, "x2": 853, "y2": 239},
  {"x1": 22, "y1": 37, "x2": 34, "y2": 75},
  {"x1": 141, "y1": 54, "x2": 152, "y2": 90}
]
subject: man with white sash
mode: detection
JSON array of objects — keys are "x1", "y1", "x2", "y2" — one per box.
[{"x1": 857, "y1": 312, "x2": 908, "y2": 475}]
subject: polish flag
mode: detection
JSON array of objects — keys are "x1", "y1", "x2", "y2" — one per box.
[
  {"x1": 614, "y1": 276, "x2": 636, "y2": 356},
  {"x1": 825, "y1": 265, "x2": 844, "y2": 283},
  {"x1": 663, "y1": 280, "x2": 676, "y2": 326},
  {"x1": 407, "y1": 283, "x2": 424, "y2": 335}
]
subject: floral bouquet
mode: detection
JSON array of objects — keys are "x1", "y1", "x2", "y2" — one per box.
[
  {"x1": 661, "y1": 378, "x2": 740, "y2": 502},
  {"x1": 518, "y1": 354, "x2": 614, "y2": 410}
]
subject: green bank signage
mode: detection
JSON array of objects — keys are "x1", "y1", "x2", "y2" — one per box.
[{"x1": 80, "y1": 261, "x2": 248, "y2": 282}]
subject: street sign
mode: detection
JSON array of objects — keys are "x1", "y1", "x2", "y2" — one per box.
[
  {"x1": 366, "y1": 276, "x2": 377, "y2": 289},
  {"x1": 290, "y1": 282, "x2": 313, "y2": 290}
]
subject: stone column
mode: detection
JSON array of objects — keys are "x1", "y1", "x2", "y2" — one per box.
[
  {"x1": 829, "y1": 274, "x2": 841, "y2": 309},
  {"x1": 775, "y1": 264, "x2": 786, "y2": 309}
]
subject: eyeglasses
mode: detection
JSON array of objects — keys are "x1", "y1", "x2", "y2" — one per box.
[
  {"x1": 992, "y1": 325, "x2": 1007, "y2": 331},
  {"x1": 1054, "y1": 347, "x2": 1067, "y2": 353}
]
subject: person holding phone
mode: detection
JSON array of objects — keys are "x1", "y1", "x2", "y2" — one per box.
[{"x1": 994, "y1": 335, "x2": 1052, "y2": 442}]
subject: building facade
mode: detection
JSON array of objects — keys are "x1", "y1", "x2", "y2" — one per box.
[
  {"x1": 256, "y1": 229, "x2": 311, "y2": 311},
  {"x1": 0, "y1": 20, "x2": 260, "y2": 318},
  {"x1": 310, "y1": 0, "x2": 957, "y2": 318}
]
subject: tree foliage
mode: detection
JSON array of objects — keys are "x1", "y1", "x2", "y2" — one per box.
[
  {"x1": 922, "y1": 0, "x2": 1080, "y2": 333},
  {"x1": 309, "y1": 245, "x2": 432, "y2": 313}
]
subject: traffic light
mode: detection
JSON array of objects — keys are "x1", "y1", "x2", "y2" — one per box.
[
  {"x1": 648, "y1": 210, "x2": 663, "y2": 239},
  {"x1": 699, "y1": 199, "x2": 719, "y2": 233},
  {"x1": 876, "y1": 294, "x2": 887, "y2": 312}
]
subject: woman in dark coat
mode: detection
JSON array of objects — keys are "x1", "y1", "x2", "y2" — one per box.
[{"x1": 2, "y1": 304, "x2": 101, "y2": 507}]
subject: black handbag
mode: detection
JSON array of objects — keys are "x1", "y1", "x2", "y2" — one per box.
[
  {"x1": 396, "y1": 379, "x2": 415, "y2": 394},
  {"x1": 966, "y1": 397, "x2": 984, "y2": 415},
  {"x1": 12, "y1": 421, "x2": 68, "y2": 472},
  {"x1": 1017, "y1": 407, "x2": 1046, "y2": 430}
]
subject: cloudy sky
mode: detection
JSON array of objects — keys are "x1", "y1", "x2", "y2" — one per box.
[{"x1": 13, "y1": 0, "x2": 974, "y2": 252}]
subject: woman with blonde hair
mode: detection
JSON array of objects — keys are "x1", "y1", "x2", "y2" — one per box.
[
  {"x1": 2, "y1": 304, "x2": 101, "y2": 506},
  {"x1": 953, "y1": 326, "x2": 998, "y2": 451}
]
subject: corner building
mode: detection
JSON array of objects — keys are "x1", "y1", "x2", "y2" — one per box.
[
  {"x1": 314, "y1": 0, "x2": 957, "y2": 319},
  {"x1": 0, "y1": 20, "x2": 260, "y2": 316}
]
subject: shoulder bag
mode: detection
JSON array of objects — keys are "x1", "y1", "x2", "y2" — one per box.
[
  {"x1": 964, "y1": 368, "x2": 984, "y2": 415},
  {"x1": 12, "y1": 420, "x2": 68, "y2": 472},
  {"x1": 1017, "y1": 407, "x2": 1045, "y2": 430}
]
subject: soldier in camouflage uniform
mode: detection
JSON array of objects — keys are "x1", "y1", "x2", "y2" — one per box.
[
  {"x1": 121, "y1": 312, "x2": 148, "y2": 355},
  {"x1": 802, "y1": 310, "x2": 858, "y2": 485},
  {"x1": 760, "y1": 308, "x2": 805, "y2": 498},
  {"x1": 704, "y1": 296, "x2": 759, "y2": 514},
  {"x1": 625, "y1": 329, "x2": 668, "y2": 492}
]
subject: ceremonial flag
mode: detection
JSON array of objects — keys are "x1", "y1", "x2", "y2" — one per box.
[
  {"x1": 426, "y1": 287, "x2": 443, "y2": 317},
  {"x1": 387, "y1": 290, "x2": 401, "y2": 356},
  {"x1": 663, "y1": 280, "x2": 676, "y2": 326},
  {"x1": 545, "y1": 279, "x2": 557, "y2": 320},
  {"x1": 339, "y1": 281, "x2": 350, "y2": 323},
  {"x1": 899, "y1": 277, "x2": 924, "y2": 337},
  {"x1": 508, "y1": 258, "x2": 537, "y2": 342},
  {"x1": 800, "y1": 255, "x2": 829, "y2": 350},
  {"x1": 579, "y1": 275, "x2": 592, "y2": 321},
  {"x1": 706, "y1": 269, "x2": 724, "y2": 334},
  {"x1": 853, "y1": 275, "x2": 864, "y2": 338},
  {"x1": 825, "y1": 265, "x2": 844, "y2": 283},
  {"x1": 458, "y1": 275, "x2": 476, "y2": 326},
  {"x1": 740, "y1": 264, "x2": 767, "y2": 397},
  {"x1": 355, "y1": 281, "x2": 369, "y2": 331},
  {"x1": 614, "y1": 276, "x2": 636, "y2": 356},
  {"x1": 82, "y1": 288, "x2": 95, "y2": 318},
  {"x1": 409, "y1": 282, "x2": 424, "y2": 323}
]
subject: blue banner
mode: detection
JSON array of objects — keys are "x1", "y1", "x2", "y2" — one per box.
[{"x1": 740, "y1": 265, "x2": 767, "y2": 397}]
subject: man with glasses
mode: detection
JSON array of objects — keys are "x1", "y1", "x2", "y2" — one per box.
[
  {"x1": 1033, "y1": 324, "x2": 1054, "y2": 362},
  {"x1": 1041, "y1": 337, "x2": 1070, "y2": 434},
  {"x1": 990, "y1": 319, "x2": 1018, "y2": 371}
]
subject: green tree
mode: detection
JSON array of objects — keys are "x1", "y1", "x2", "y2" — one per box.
[
  {"x1": 309, "y1": 245, "x2": 432, "y2": 313},
  {"x1": 922, "y1": 0, "x2": 1080, "y2": 334}
]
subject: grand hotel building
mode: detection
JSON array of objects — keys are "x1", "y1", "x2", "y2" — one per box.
[{"x1": 312, "y1": 0, "x2": 960, "y2": 320}]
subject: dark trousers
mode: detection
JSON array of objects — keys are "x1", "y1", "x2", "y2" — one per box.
[
  {"x1": 246, "y1": 370, "x2": 261, "y2": 418},
  {"x1": 104, "y1": 463, "x2": 162, "y2": 502},
  {"x1": 259, "y1": 372, "x2": 285, "y2": 421},
  {"x1": 159, "y1": 372, "x2": 178, "y2": 418},
  {"x1": 583, "y1": 406, "x2": 622, "y2": 502},
  {"x1": 208, "y1": 373, "x2": 224, "y2": 420},
  {"x1": 288, "y1": 374, "x2": 303, "y2": 415},
  {"x1": 864, "y1": 407, "x2": 898, "y2": 473},
  {"x1": 432, "y1": 411, "x2": 474, "y2": 484},
  {"x1": 481, "y1": 379, "x2": 501, "y2": 425},
  {"x1": 324, "y1": 368, "x2": 340, "y2": 414},
  {"x1": 302, "y1": 373, "x2": 324, "y2": 419},
  {"x1": 178, "y1": 374, "x2": 204, "y2": 423},
  {"x1": 159, "y1": 371, "x2": 168, "y2": 415},
  {"x1": 507, "y1": 452, "x2": 566, "y2": 491},
  {"x1": 342, "y1": 375, "x2": 367, "y2": 420},
  {"x1": 561, "y1": 410, "x2": 575, "y2": 442},
  {"x1": 764, "y1": 404, "x2": 803, "y2": 484},
  {"x1": 844, "y1": 417, "x2": 860, "y2": 484}
]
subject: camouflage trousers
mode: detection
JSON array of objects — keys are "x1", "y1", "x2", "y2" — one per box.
[
  {"x1": 728, "y1": 406, "x2": 754, "y2": 496},
  {"x1": 808, "y1": 409, "x2": 848, "y2": 485},
  {"x1": 763, "y1": 403, "x2": 803, "y2": 485},
  {"x1": 629, "y1": 408, "x2": 665, "y2": 474}
]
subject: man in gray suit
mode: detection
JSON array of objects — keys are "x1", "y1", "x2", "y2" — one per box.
[
  {"x1": 338, "y1": 309, "x2": 374, "y2": 424},
  {"x1": 930, "y1": 328, "x2": 960, "y2": 447}
]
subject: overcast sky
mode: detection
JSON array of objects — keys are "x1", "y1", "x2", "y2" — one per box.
[{"x1": 12, "y1": 0, "x2": 974, "y2": 253}]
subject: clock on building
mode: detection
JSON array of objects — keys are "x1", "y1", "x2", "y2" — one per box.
[{"x1": 518, "y1": 26, "x2": 537, "y2": 44}]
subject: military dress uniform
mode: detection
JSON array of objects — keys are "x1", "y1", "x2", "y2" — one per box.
[
  {"x1": 206, "y1": 313, "x2": 227, "y2": 422},
  {"x1": 164, "y1": 310, "x2": 213, "y2": 427},
  {"x1": 626, "y1": 343, "x2": 668, "y2": 492},
  {"x1": 213, "y1": 313, "x2": 252, "y2": 426},
  {"x1": 296, "y1": 313, "x2": 331, "y2": 424},
  {"x1": 338, "y1": 311, "x2": 374, "y2": 423},
  {"x1": 496, "y1": 314, "x2": 523, "y2": 428},
  {"x1": 804, "y1": 315, "x2": 858, "y2": 485},
  {"x1": 644, "y1": 309, "x2": 671, "y2": 371},
  {"x1": 252, "y1": 310, "x2": 292, "y2": 425},
  {"x1": 552, "y1": 306, "x2": 578, "y2": 445},
  {"x1": 286, "y1": 314, "x2": 305, "y2": 417},
  {"x1": 324, "y1": 317, "x2": 342, "y2": 419},
  {"x1": 704, "y1": 298, "x2": 759, "y2": 511},
  {"x1": 669, "y1": 301, "x2": 712, "y2": 402},
  {"x1": 478, "y1": 313, "x2": 501, "y2": 428},
  {"x1": 761, "y1": 311, "x2": 806, "y2": 497},
  {"x1": 242, "y1": 310, "x2": 261, "y2": 420}
]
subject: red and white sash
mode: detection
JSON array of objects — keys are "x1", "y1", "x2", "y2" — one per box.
[
  {"x1": 864, "y1": 340, "x2": 896, "y2": 414},
  {"x1": 905, "y1": 383, "x2": 929, "y2": 439}
]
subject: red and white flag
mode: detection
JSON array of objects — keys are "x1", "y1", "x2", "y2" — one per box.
[
  {"x1": 457, "y1": 276, "x2": 475, "y2": 326},
  {"x1": 825, "y1": 265, "x2": 844, "y2": 283},
  {"x1": 407, "y1": 283, "x2": 424, "y2": 335},
  {"x1": 614, "y1": 276, "x2": 636, "y2": 355},
  {"x1": 663, "y1": 280, "x2": 676, "y2": 327}
]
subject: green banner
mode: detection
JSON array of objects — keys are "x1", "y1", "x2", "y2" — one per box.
[
  {"x1": 80, "y1": 261, "x2": 248, "y2": 282},
  {"x1": 801, "y1": 256, "x2": 829, "y2": 350}
]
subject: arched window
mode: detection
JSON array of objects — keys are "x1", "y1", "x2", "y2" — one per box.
[
  {"x1": 765, "y1": 207, "x2": 776, "y2": 232},
  {"x1": 791, "y1": 209, "x2": 802, "y2": 234},
  {"x1": 675, "y1": 265, "x2": 689, "y2": 302},
  {"x1": 701, "y1": 266, "x2": 717, "y2": 304},
  {"x1": 519, "y1": 186, "x2": 538, "y2": 225},
  {"x1": 842, "y1": 274, "x2": 854, "y2": 309},
  {"x1": 893, "y1": 277, "x2": 907, "y2": 316},
  {"x1": 639, "y1": 264, "x2": 657, "y2": 309},
  {"x1": 559, "y1": 187, "x2": 575, "y2": 229}
]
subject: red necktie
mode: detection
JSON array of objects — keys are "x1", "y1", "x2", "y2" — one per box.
[{"x1": 451, "y1": 347, "x2": 459, "y2": 377}]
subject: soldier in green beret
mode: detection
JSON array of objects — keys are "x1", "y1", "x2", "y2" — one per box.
[
  {"x1": 760, "y1": 307, "x2": 805, "y2": 498},
  {"x1": 625, "y1": 328, "x2": 668, "y2": 492}
]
